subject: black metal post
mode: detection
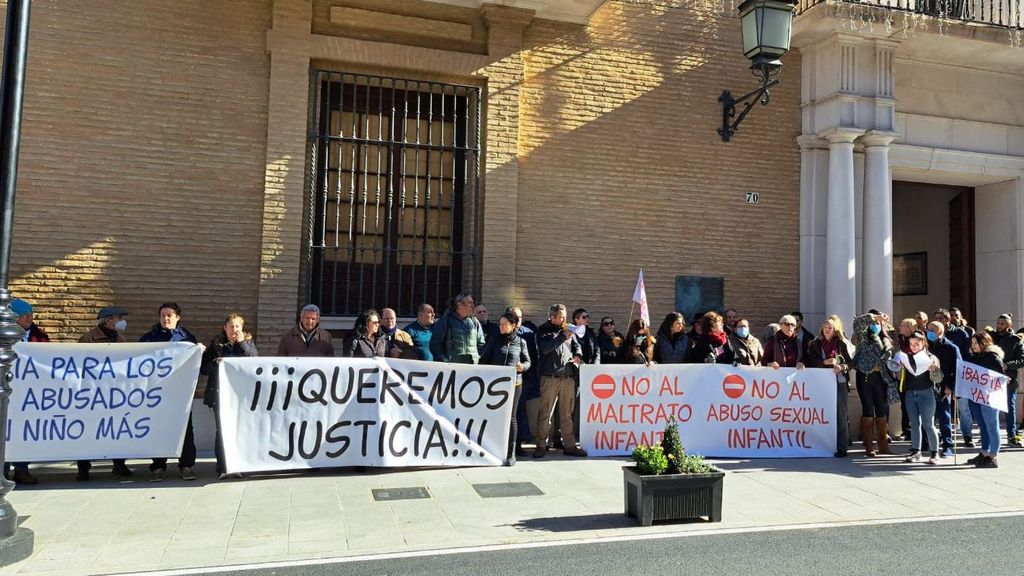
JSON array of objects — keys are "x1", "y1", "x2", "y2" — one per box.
[{"x1": 0, "y1": 0, "x2": 34, "y2": 565}]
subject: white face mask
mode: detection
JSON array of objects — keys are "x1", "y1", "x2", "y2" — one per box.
[{"x1": 114, "y1": 319, "x2": 128, "y2": 332}]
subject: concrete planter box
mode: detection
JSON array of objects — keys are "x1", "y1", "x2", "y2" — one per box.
[{"x1": 623, "y1": 465, "x2": 724, "y2": 526}]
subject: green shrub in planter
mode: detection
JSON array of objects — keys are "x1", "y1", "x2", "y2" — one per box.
[
  {"x1": 661, "y1": 415, "x2": 685, "y2": 474},
  {"x1": 631, "y1": 444, "x2": 668, "y2": 476}
]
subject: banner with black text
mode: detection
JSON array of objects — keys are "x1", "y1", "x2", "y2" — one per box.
[
  {"x1": 580, "y1": 363, "x2": 837, "y2": 458},
  {"x1": 955, "y1": 359, "x2": 1009, "y2": 412},
  {"x1": 219, "y1": 357, "x2": 516, "y2": 473},
  {"x1": 7, "y1": 342, "x2": 202, "y2": 461}
]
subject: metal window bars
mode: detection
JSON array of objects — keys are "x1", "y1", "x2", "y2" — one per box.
[{"x1": 304, "y1": 71, "x2": 482, "y2": 317}]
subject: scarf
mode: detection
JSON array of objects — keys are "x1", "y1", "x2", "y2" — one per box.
[{"x1": 707, "y1": 330, "x2": 727, "y2": 347}]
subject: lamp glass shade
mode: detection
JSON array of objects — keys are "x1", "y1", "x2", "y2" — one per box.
[{"x1": 738, "y1": 0, "x2": 796, "y2": 61}]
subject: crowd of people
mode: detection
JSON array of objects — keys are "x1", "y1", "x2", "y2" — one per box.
[{"x1": 4, "y1": 293, "x2": 1024, "y2": 485}]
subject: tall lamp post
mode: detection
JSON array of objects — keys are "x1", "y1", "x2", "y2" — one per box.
[
  {"x1": 0, "y1": 0, "x2": 33, "y2": 566},
  {"x1": 718, "y1": 0, "x2": 798, "y2": 141}
]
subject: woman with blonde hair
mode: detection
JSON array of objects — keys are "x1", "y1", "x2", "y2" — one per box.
[{"x1": 808, "y1": 316, "x2": 854, "y2": 457}]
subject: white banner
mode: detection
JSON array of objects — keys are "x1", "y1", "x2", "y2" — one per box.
[
  {"x1": 580, "y1": 364, "x2": 837, "y2": 458},
  {"x1": 7, "y1": 342, "x2": 201, "y2": 461},
  {"x1": 955, "y1": 359, "x2": 1009, "y2": 412},
  {"x1": 219, "y1": 357, "x2": 516, "y2": 473}
]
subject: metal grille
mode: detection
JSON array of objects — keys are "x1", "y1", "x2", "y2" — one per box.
[{"x1": 305, "y1": 71, "x2": 482, "y2": 317}]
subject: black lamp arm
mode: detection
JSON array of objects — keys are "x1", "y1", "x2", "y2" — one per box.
[{"x1": 717, "y1": 77, "x2": 780, "y2": 142}]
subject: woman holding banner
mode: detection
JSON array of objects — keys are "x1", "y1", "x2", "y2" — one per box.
[
  {"x1": 729, "y1": 318, "x2": 763, "y2": 366},
  {"x1": 202, "y1": 313, "x2": 259, "y2": 480},
  {"x1": 807, "y1": 317, "x2": 853, "y2": 457},
  {"x1": 966, "y1": 332, "x2": 1004, "y2": 468},
  {"x1": 480, "y1": 311, "x2": 532, "y2": 466},
  {"x1": 690, "y1": 312, "x2": 734, "y2": 364},
  {"x1": 621, "y1": 319, "x2": 655, "y2": 365}
]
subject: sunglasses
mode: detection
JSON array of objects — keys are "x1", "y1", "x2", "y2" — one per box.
[
  {"x1": 781, "y1": 322, "x2": 796, "y2": 327},
  {"x1": 602, "y1": 321, "x2": 614, "y2": 326},
  {"x1": 579, "y1": 314, "x2": 589, "y2": 320}
]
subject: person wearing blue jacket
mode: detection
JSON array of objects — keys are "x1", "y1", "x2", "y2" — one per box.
[{"x1": 140, "y1": 302, "x2": 202, "y2": 482}]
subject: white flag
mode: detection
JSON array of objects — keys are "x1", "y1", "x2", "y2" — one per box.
[{"x1": 632, "y1": 268, "x2": 649, "y2": 325}]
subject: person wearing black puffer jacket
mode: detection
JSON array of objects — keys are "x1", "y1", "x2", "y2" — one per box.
[
  {"x1": 596, "y1": 316, "x2": 624, "y2": 364},
  {"x1": 201, "y1": 313, "x2": 259, "y2": 479},
  {"x1": 480, "y1": 312, "x2": 532, "y2": 467},
  {"x1": 345, "y1": 309, "x2": 389, "y2": 358}
]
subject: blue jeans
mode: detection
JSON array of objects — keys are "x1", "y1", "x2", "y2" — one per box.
[
  {"x1": 957, "y1": 396, "x2": 973, "y2": 440},
  {"x1": 1004, "y1": 382, "x2": 1019, "y2": 440},
  {"x1": 905, "y1": 388, "x2": 939, "y2": 454},
  {"x1": 976, "y1": 401, "x2": 1001, "y2": 455},
  {"x1": 938, "y1": 395, "x2": 953, "y2": 448}
]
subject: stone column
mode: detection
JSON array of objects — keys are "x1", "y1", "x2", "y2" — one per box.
[
  {"x1": 822, "y1": 128, "x2": 864, "y2": 328},
  {"x1": 860, "y1": 131, "x2": 896, "y2": 317},
  {"x1": 798, "y1": 135, "x2": 828, "y2": 329}
]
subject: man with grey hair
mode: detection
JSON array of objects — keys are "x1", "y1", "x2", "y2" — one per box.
[
  {"x1": 430, "y1": 292, "x2": 485, "y2": 364},
  {"x1": 277, "y1": 303, "x2": 334, "y2": 356},
  {"x1": 533, "y1": 304, "x2": 586, "y2": 458}
]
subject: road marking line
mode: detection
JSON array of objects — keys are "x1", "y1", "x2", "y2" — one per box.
[{"x1": 122, "y1": 509, "x2": 1024, "y2": 576}]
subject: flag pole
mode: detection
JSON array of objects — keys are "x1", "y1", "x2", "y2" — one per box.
[{"x1": 952, "y1": 394, "x2": 958, "y2": 466}]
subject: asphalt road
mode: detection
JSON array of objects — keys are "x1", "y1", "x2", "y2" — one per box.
[{"x1": 143, "y1": 515, "x2": 1024, "y2": 576}]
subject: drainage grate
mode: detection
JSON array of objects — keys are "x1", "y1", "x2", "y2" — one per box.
[
  {"x1": 472, "y1": 482, "x2": 544, "y2": 498},
  {"x1": 371, "y1": 487, "x2": 431, "y2": 501}
]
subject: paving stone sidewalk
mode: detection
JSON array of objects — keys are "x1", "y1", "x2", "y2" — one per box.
[{"x1": 3, "y1": 444, "x2": 1023, "y2": 576}]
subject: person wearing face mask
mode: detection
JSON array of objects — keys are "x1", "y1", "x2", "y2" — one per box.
[
  {"x1": 728, "y1": 318, "x2": 763, "y2": 366},
  {"x1": 808, "y1": 317, "x2": 853, "y2": 457},
  {"x1": 75, "y1": 306, "x2": 131, "y2": 480},
  {"x1": 852, "y1": 311, "x2": 897, "y2": 457},
  {"x1": 691, "y1": 311, "x2": 735, "y2": 364},
  {"x1": 621, "y1": 318, "x2": 656, "y2": 365},
  {"x1": 925, "y1": 321, "x2": 962, "y2": 458}
]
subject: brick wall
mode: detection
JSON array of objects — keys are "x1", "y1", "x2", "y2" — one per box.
[
  {"x1": 4, "y1": 0, "x2": 272, "y2": 344},
  {"x1": 2, "y1": 0, "x2": 802, "y2": 347},
  {"x1": 514, "y1": 3, "x2": 802, "y2": 330}
]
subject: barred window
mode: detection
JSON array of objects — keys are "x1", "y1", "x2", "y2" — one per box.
[{"x1": 305, "y1": 71, "x2": 482, "y2": 316}]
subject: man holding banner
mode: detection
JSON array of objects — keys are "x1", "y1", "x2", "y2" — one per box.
[
  {"x1": 75, "y1": 306, "x2": 132, "y2": 481},
  {"x1": 958, "y1": 332, "x2": 1009, "y2": 469},
  {"x1": 140, "y1": 303, "x2": 202, "y2": 482}
]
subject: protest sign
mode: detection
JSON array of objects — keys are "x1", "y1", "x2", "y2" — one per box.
[
  {"x1": 580, "y1": 364, "x2": 837, "y2": 458},
  {"x1": 7, "y1": 342, "x2": 201, "y2": 461},
  {"x1": 219, "y1": 357, "x2": 515, "y2": 473},
  {"x1": 955, "y1": 359, "x2": 1009, "y2": 412}
]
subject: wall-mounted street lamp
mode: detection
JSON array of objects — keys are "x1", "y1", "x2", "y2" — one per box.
[{"x1": 718, "y1": 0, "x2": 798, "y2": 142}]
